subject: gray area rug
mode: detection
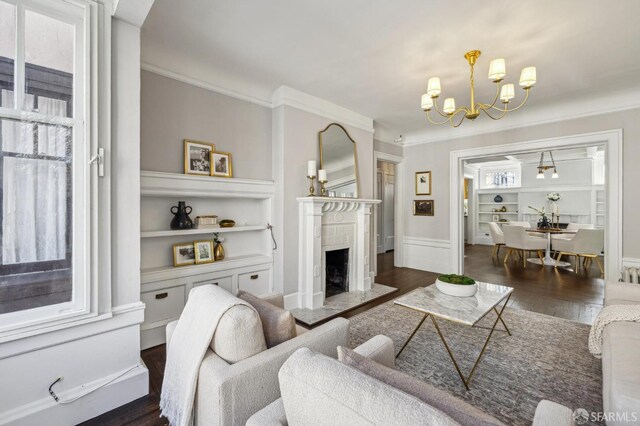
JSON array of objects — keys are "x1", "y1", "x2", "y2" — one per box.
[{"x1": 349, "y1": 297, "x2": 603, "y2": 425}]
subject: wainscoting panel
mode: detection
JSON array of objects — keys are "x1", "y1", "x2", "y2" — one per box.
[{"x1": 402, "y1": 237, "x2": 452, "y2": 274}]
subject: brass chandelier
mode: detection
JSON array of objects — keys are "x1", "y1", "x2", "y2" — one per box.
[{"x1": 420, "y1": 50, "x2": 536, "y2": 127}]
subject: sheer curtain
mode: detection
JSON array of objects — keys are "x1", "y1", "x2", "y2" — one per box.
[{"x1": 1, "y1": 89, "x2": 68, "y2": 265}]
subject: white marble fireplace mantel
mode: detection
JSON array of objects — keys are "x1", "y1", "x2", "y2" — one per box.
[{"x1": 297, "y1": 196, "x2": 381, "y2": 310}]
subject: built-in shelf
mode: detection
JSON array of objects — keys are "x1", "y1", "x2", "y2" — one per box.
[
  {"x1": 141, "y1": 225, "x2": 267, "y2": 238},
  {"x1": 478, "y1": 202, "x2": 519, "y2": 205},
  {"x1": 479, "y1": 212, "x2": 518, "y2": 216}
]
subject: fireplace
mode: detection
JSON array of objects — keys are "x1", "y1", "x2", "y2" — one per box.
[{"x1": 325, "y1": 248, "x2": 349, "y2": 298}]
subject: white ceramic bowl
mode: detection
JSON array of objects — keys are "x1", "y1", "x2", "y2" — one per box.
[{"x1": 435, "y1": 279, "x2": 478, "y2": 297}]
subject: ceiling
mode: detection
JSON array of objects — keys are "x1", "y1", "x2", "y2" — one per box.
[
  {"x1": 141, "y1": 0, "x2": 640, "y2": 142},
  {"x1": 465, "y1": 146, "x2": 604, "y2": 166}
]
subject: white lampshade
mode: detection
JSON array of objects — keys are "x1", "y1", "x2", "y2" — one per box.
[
  {"x1": 552, "y1": 169, "x2": 559, "y2": 179},
  {"x1": 500, "y1": 84, "x2": 515, "y2": 102},
  {"x1": 488, "y1": 58, "x2": 506, "y2": 81},
  {"x1": 427, "y1": 77, "x2": 441, "y2": 97},
  {"x1": 443, "y1": 98, "x2": 456, "y2": 114},
  {"x1": 519, "y1": 67, "x2": 537, "y2": 88},
  {"x1": 536, "y1": 171, "x2": 545, "y2": 179},
  {"x1": 421, "y1": 94, "x2": 433, "y2": 111}
]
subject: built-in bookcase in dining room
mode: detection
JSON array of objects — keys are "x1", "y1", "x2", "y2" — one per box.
[{"x1": 139, "y1": 171, "x2": 275, "y2": 349}]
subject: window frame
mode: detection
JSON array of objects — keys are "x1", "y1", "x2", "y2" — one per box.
[
  {"x1": 479, "y1": 163, "x2": 522, "y2": 189},
  {"x1": 0, "y1": 0, "x2": 108, "y2": 338}
]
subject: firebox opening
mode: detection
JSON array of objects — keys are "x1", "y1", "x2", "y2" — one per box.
[{"x1": 325, "y1": 248, "x2": 349, "y2": 298}]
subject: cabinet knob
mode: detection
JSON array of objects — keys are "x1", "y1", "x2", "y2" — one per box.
[
  {"x1": 155, "y1": 292, "x2": 168, "y2": 300},
  {"x1": 250, "y1": 274, "x2": 259, "y2": 280}
]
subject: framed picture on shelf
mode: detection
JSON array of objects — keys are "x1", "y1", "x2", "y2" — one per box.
[
  {"x1": 211, "y1": 151, "x2": 233, "y2": 178},
  {"x1": 415, "y1": 171, "x2": 432, "y2": 195},
  {"x1": 492, "y1": 214, "x2": 500, "y2": 222},
  {"x1": 194, "y1": 240, "x2": 215, "y2": 264},
  {"x1": 413, "y1": 200, "x2": 434, "y2": 216},
  {"x1": 184, "y1": 140, "x2": 215, "y2": 176},
  {"x1": 173, "y1": 242, "x2": 196, "y2": 267}
]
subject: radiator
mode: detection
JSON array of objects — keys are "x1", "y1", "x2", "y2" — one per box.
[{"x1": 621, "y1": 266, "x2": 640, "y2": 283}]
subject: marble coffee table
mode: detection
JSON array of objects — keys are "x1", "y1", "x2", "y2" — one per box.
[{"x1": 394, "y1": 282, "x2": 513, "y2": 390}]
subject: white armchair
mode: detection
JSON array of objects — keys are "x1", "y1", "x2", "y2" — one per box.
[
  {"x1": 503, "y1": 225, "x2": 547, "y2": 267},
  {"x1": 552, "y1": 229, "x2": 604, "y2": 274},
  {"x1": 552, "y1": 222, "x2": 595, "y2": 241},
  {"x1": 488, "y1": 222, "x2": 504, "y2": 258}
]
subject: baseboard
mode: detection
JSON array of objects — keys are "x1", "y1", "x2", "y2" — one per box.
[
  {"x1": 402, "y1": 237, "x2": 451, "y2": 274},
  {"x1": 283, "y1": 292, "x2": 299, "y2": 310},
  {"x1": 1, "y1": 361, "x2": 148, "y2": 426}
]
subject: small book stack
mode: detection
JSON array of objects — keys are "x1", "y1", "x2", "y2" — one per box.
[{"x1": 195, "y1": 215, "x2": 220, "y2": 229}]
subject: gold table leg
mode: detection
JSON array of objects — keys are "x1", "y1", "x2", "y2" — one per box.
[{"x1": 396, "y1": 313, "x2": 430, "y2": 358}]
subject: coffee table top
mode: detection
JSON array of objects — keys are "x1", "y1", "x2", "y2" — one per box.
[{"x1": 394, "y1": 282, "x2": 513, "y2": 326}]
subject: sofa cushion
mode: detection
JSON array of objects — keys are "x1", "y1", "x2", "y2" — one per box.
[
  {"x1": 338, "y1": 346, "x2": 503, "y2": 426},
  {"x1": 211, "y1": 303, "x2": 267, "y2": 364},
  {"x1": 279, "y1": 348, "x2": 460, "y2": 425},
  {"x1": 239, "y1": 290, "x2": 297, "y2": 348},
  {"x1": 601, "y1": 321, "x2": 640, "y2": 415}
]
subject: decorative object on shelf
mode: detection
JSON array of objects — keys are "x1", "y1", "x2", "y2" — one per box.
[
  {"x1": 306, "y1": 160, "x2": 317, "y2": 197},
  {"x1": 318, "y1": 169, "x2": 328, "y2": 196},
  {"x1": 420, "y1": 50, "x2": 536, "y2": 127},
  {"x1": 492, "y1": 214, "x2": 500, "y2": 222},
  {"x1": 173, "y1": 242, "x2": 196, "y2": 267},
  {"x1": 499, "y1": 218, "x2": 508, "y2": 222},
  {"x1": 195, "y1": 215, "x2": 219, "y2": 229},
  {"x1": 318, "y1": 123, "x2": 359, "y2": 198},
  {"x1": 413, "y1": 200, "x2": 434, "y2": 216},
  {"x1": 500, "y1": 206, "x2": 507, "y2": 212},
  {"x1": 436, "y1": 274, "x2": 478, "y2": 297},
  {"x1": 211, "y1": 151, "x2": 233, "y2": 178},
  {"x1": 529, "y1": 206, "x2": 550, "y2": 229},
  {"x1": 536, "y1": 151, "x2": 559, "y2": 179},
  {"x1": 184, "y1": 140, "x2": 215, "y2": 176},
  {"x1": 493, "y1": 194, "x2": 503, "y2": 203},
  {"x1": 219, "y1": 219, "x2": 235, "y2": 228},
  {"x1": 415, "y1": 171, "x2": 432, "y2": 195},
  {"x1": 170, "y1": 201, "x2": 193, "y2": 230},
  {"x1": 194, "y1": 240, "x2": 214, "y2": 264},
  {"x1": 213, "y1": 233, "x2": 225, "y2": 261}
]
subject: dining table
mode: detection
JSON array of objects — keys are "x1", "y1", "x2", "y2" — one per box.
[{"x1": 527, "y1": 228, "x2": 577, "y2": 267}]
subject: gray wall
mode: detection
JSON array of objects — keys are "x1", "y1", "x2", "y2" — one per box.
[
  {"x1": 140, "y1": 70, "x2": 272, "y2": 180},
  {"x1": 374, "y1": 138, "x2": 403, "y2": 157},
  {"x1": 402, "y1": 108, "x2": 640, "y2": 258}
]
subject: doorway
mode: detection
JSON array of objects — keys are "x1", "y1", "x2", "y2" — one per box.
[{"x1": 377, "y1": 161, "x2": 396, "y2": 254}]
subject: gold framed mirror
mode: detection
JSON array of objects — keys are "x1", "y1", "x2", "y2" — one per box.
[{"x1": 318, "y1": 123, "x2": 359, "y2": 198}]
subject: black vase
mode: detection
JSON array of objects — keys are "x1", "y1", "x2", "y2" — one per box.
[
  {"x1": 537, "y1": 216, "x2": 550, "y2": 229},
  {"x1": 170, "y1": 201, "x2": 193, "y2": 230}
]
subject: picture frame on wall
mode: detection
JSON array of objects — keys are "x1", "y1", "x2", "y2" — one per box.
[
  {"x1": 211, "y1": 151, "x2": 233, "y2": 178},
  {"x1": 184, "y1": 140, "x2": 215, "y2": 176},
  {"x1": 173, "y1": 242, "x2": 196, "y2": 267},
  {"x1": 194, "y1": 240, "x2": 215, "y2": 264},
  {"x1": 413, "y1": 200, "x2": 434, "y2": 216},
  {"x1": 415, "y1": 171, "x2": 432, "y2": 195}
]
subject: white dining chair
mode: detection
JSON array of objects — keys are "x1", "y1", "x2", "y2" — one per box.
[
  {"x1": 488, "y1": 222, "x2": 505, "y2": 258},
  {"x1": 551, "y1": 223, "x2": 595, "y2": 241},
  {"x1": 503, "y1": 225, "x2": 547, "y2": 268},
  {"x1": 552, "y1": 229, "x2": 604, "y2": 275}
]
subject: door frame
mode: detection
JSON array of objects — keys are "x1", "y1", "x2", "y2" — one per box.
[{"x1": 449, "y1": 129, "x2": 623, "y2": 279}]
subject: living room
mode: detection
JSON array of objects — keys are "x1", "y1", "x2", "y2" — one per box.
[{"x1": 1, "y1": 1, "x2": 639, "y2": 425}]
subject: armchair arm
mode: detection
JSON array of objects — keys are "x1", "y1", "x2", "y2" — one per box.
[
  {"x1": 353, "y1": 335, "x2": 395, "y2": 368},
  {"x1": 196, "y1": 317, "x2": 349, "y2": 426},
  {"x1": 532, "y1": 400, "x2": 574, "y2": 426},
  {"x1": 605, "y1": 282, "x2": 640, "y2": 305}
]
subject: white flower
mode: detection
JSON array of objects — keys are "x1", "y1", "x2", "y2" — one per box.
[{"x1": 546, "y1": 192, "x2": 561, "y2": 202}]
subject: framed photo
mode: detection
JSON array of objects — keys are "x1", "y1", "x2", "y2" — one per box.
[
  {"x1": 413, "y1": 200, "x2": 434, "y2": 216},
  {"x1": 184, "y1": 140, "x2": 215, "y2": 176},
  {"x1": 415, "y1": 171, "x2": 432, "y2": 195},
  {"x1": 173, "y1": 242, "x2": 196, "y2": 267},
  {"x1": 194, "y1": 240, "x2": 214, "y2": 264},
  {"x1": 492, "y1": 214, "x2": 500, "y2": 222},
  {"x1": 211, "y1": 151, "x2": 233, "y2": 178}
]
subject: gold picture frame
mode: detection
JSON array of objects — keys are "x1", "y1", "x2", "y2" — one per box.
[
  {"x1": 173, "y1": 242, "x2": 196, "y2": 267},
  {"x1": 211, "y1": 151, "x2": 233, "y2": 178},
  {"x1": 415, "y1": 171, "x2": 432, "y2": 195},
  {"x1": 194, "y1": 240, "x2": 215, "y2": 264},
  {"x1": 413, "y1": 200, "x2": 434, "y2": 216},
  {"x1": 184, "y1": 140, "x2": 215, "y2": 176}
]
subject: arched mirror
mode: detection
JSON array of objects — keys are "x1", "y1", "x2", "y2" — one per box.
[{"x1": 319, "y1": 123, "x2": 359, "y2": 198}]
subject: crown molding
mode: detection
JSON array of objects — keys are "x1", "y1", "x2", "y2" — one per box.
[
  {"x1": 402, "y1": 86, "x2": 640, "y2": 147},
  {"x1": 141, "y1": 62, "x2": 273, "y2": 108},
  {"x1": 272, "y1": 86, "x2": 374, "y2": 133},
  {"x1": 112, "y1": 0, "x2": 155, "y2": 27}
]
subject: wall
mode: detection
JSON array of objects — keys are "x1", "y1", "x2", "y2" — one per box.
[
  {"x1": 374, "y1": 138, "x2": 403, "y2": 157},
  {"x1": 140, "y1": 70, "x2": 272, "y2": 180},
  {"x1": 402, "y1": 108, "x2": 640, "y2": 271}
]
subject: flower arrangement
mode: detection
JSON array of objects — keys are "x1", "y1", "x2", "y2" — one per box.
[
  {"x1": 546, "y1": 192, "x2": 562, "y2": 202},
  {"x1": 528, "y1": 206, "x2": 547, "y2": 217}
]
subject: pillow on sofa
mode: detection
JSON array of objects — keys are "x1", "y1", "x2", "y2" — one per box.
[
  {"x1": 211, "y1": 303, "x2": 267, "y2": 364},
  {"x1": 338, "y1": 346, "x2": 504, "y2": 426},
  {"x1": 238, "y1": 290, "x2": 297, "y2": 348}
]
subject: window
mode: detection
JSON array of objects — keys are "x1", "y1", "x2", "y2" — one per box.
[
  {"x1": 480, "y1": 165, "x2": 521, "y2": 189},
  {"x1": 0, "y1": 0, "x2": 97, "y2": 333}
]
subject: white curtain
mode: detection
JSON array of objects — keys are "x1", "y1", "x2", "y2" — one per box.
[{"x1": 1, "y1": 89, "x2": 68, "y2": 264}]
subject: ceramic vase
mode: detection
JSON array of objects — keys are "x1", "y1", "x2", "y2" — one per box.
[
  {"x1": 214, "y1": 242, "x2": 225, "y2": 261},
  {"x1": 170, "y1": 201, "x2": 193, "y2": 230}
]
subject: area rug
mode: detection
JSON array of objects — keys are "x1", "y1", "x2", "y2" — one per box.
[{"x1": 348, "y1": 295, "x2": 603, "y2": 426}]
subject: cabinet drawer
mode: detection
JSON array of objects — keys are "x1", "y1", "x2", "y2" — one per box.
[
  {"x1": 142, "y1": 286, "x2": 185, "y2": 325},
  {"x1": 238, "y1": 269, "x2": 270, "y2": 295},
  {"x1": 193, "y1": 276, "x2": 233, "y2": 293}
]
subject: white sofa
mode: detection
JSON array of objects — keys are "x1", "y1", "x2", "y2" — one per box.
[
  {"x1": 602, "y1": 282, "x2": 640, "y2": 424},
  {"x1": 165, "y1": 293, "x2": 349, "y2": 426},
  {"x1": 248, "y1": 336, "x2": 574, "y2": 426}
]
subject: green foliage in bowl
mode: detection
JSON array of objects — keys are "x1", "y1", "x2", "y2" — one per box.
[{"x1": 437, "y1": 274, "x2": 476, "y2": 285}]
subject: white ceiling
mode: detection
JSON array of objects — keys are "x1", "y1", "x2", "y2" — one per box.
[{"x1": 141, "y1": 0, "x2": 640, "y2": 142}]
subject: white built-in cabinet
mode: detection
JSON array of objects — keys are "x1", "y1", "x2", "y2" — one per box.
[{"x1": 140, "y1": 171, "x2": 275, "y2": 349}]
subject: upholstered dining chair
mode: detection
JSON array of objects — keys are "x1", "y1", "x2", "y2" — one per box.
[
  {"x1": 503, "y1": 225, "x2": 547, "y2": 268},
  {"x1": 508, "y1": 221, "x2": 544, "y2": 238},
  {"x1": 551, "y1": 223, "x2": 595, "y2": 241},
  {"x1": 552, "y1": 228, "x2": 604, "y2": 275},
  {"x1": 488, "y1": 222, "x2": 505, "y2": 258}
]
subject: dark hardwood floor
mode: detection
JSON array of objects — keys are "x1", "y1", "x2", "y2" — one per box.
[{"x1": 82, "y1": 247, "x2": 604, "y2": 425}]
